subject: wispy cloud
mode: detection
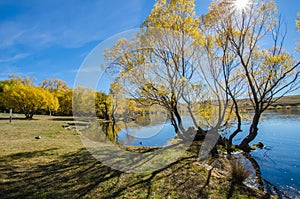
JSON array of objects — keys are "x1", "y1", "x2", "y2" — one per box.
[
  {"x1": 0, "y1": 0, "x2": 146, "y2": 50},
  {"x1": 0, "y1": 0, "x2": 155, "y2": 87},
  {"x1": 0, "y1": 53, "x2": 30, "y2": 63}
]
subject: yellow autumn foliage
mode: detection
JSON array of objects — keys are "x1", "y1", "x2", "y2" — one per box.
[{"x1": 1, "y1": 83, "x2": 59, "y2": 119}]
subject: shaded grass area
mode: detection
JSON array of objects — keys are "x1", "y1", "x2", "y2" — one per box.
[{"x1": 0, "y1": 115, "x2": 269, "y2": 198}]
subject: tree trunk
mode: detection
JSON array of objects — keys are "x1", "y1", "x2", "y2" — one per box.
[
  {"x1": 104, "y1": 103, "x2": 110, "y2": 120},
  {"x1": 227, "y1": 129, "x2": 241, "y2": 156},
  {"x1": 173, "y1": 106, "x2": 186, "y2": 134},
  {"x1": 193, "y1": 128, "x2": 207, "y2": 141},
  {"x1": 169, "y1": 112, "x2": 185, "y2": 140},
  {"x1": 238, "y1": 111, "x2": 261, "y2": 152},
  {"x1": 227, "y1": 100, "x2": 242, "y2": 156},
  {"x1": 25, "y1": 113, "x2": 34, "y2": 119}
]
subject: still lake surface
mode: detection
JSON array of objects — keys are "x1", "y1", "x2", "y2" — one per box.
[{"x1": 116, "y1": 110, "x2": 300, "y2": 197}]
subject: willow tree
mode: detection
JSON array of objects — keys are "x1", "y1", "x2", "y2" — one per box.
[
  {"x1": 8, "y1": 75, "x2": 35, "y2": 86},
  {"x1": 105, "y1": 0, "x2": 235, "y2": 150},
  {"x1": 105, "y1": 0, "x2": 204, "y2": 140},
  {"x1": 95, "y1": 91, "x2": 111, "y2": 120},
  {"x1": 201, "y1": 1, "x2": 248, "y2": 154},
  {"x1": 1, "y1": 83, "x2": 59, "y2": 119},
  {"x1": 40, "y1": 78, "x2": 73, "y2": 115},
  {"x1": 0, "y1": 79, "x2": 21, "y2": 112},
  {"x1": 206, "y1": 0, "x2": 300, "y2": 151}
]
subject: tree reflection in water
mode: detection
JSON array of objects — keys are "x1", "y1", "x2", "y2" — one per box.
[{"x1": 81, "y1": 121, "x2": 120, "y2": 144}]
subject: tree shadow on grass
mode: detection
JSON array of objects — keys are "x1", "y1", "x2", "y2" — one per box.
[
  {"x1": 0, "y1": 146, "x2": 269, "y2": 199},
  {"x1": 0, "y1": 146, "x2": 205, "y2": 199},
  {"x1": 0, "y1": 148, "x2": 59, "y2": 162},
  {"x1": 0, "y1": 116, "x2": 74, "y2": 121},
  {"x1": 0, "y1": 148, "x2": 122, "y2": 199},
  {"x1": 50, "y1": 117, "x2": 75, "y2": 121}
]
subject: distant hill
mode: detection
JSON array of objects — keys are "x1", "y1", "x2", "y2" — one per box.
[
  {"x1": 273, "y1": 95, "x2": 300, "y2": 106},
  {"x1": 237, "y1": 95, "x2": 300, "y2": 110}
]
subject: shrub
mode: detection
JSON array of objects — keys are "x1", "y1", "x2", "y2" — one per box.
[{"x1": 231, "y1": 159, "x2": 252, "y2": 185}]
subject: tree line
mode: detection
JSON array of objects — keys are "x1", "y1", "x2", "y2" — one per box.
[{"x1": 0, "y1": 75, "x2": 111, "y2": 119}]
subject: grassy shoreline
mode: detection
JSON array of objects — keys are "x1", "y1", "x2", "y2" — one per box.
[{"x1": 0, "y1": 115, "x2": 273, "y2": 198}]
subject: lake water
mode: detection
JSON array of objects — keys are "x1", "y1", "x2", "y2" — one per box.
[
  {"x1": 116, "y1": 110, "x2": 300, "y2": 197},
  {"x1": 234, "y1": 110, "x2": 300, "y2": 197}
]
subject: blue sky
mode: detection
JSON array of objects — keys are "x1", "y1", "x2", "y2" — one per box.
[{"x1": 0, "y1": 0, "x2": 299, "y2": 92}]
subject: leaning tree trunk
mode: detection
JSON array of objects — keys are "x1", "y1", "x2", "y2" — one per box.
[
  {"x1": 238, "y1": 111, "x2": 261, "y2": 152},
  {"x1": 173, "y1": 106, "x2": 186, "y2": 134},
  {"x1": 227, "y1": 98, "x2": 242, "y2": 157},
  {"x1": 169, "y1": 111, "x2": 185, "y2": 140}
]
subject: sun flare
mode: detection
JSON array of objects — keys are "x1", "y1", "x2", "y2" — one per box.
[{"x1": 232, "y1": 0, "x2": 251, "y2": 12}]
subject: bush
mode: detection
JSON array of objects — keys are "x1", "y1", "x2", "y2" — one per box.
[{"x1": 231, "y1": 159, "x2": 252, "y2": 185}]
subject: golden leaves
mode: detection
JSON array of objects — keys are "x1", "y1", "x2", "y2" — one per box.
[
  {"x1": 143, "y1": 0, "x2": 200, "y2": 39},
  {"x1": 2, "y1": 83, "x2": 59, "y2": 114}
]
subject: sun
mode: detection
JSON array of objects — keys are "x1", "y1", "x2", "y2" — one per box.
[{"x1": 231, "y1": 0, "x2": 251, "y2": 12}]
